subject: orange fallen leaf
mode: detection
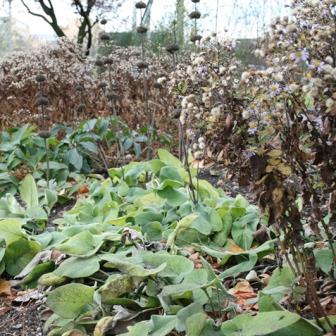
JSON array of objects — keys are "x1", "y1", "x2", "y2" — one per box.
[
  {"x1": 0, "y1": 279, "x2": 12, "y2": 297},
  {"x1": 78, "y1": 185, "x2": 89, "y2": 194},
  {"x1": 227, "y1": 239, "x2": 245, "y2": 253},
  {"x1": 229, "y1": 281, "x2": 257, "y2": 308}
]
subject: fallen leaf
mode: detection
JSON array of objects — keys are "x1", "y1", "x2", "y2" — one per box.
[
  {"x1": 0, "y1": 279, "x2": 12, "y2": 297},
  {"x1": 227, "y1": 239, "x2": 245, "y2": 253},
  {"x1": 78, "y1": 185, "x2": 89, "y2": 194}
]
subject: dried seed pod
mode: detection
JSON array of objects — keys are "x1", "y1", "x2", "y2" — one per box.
[
  {"x1": 153, "y1": 82, "x2": 162, "y2": 90},
  {"x1": 189, "y1": 11, "x2": 201, "y2": 19},
  {"x1": 35, "y1": 74, "x2": 46, "y2": 83},
  {"x1": 100, "y1": 18, "x2": 107, "y2": 25},
  {"x1": 137, "y1": 61, "x2": 149, "y2": 70},
  {"x1": 76, "y1": 103, "x2": 86, "y2": 113},
  {"x1": 75, "y1": 85, "x2": 84, "y2": 92},
  {"x1": 135, "y1": 1, "x2": 147, "y2": 9},
  {"x1": 98, "y1": 81, "x2": 108, "y2": 89},
  {"x1": 104, "y1": 57, "x2": 113, "y2": 65},
  {"x1": 99, "y1": 33, "x2": 110, "y2": 42},
  {"x1": 95, "y1": 58, "x2": 104, "y2": 67},
  {"x1": 39, "y1": 130, "x2": 51, "y2": 139},
  {"x1": 35, "y1": 96, "x2": 49, "y2": 107},
  {"x1": 191, "y1": 0, "x2": 200, "y2": 2},
  {"x1": 190, "y1": 34, "x2": 202, "y2": 42},
  {"x1": 166, "y1": 43, "x2": 180, "y2": 53},
  {"x1": 136, "y1": 26, "x2": 148, "y2": 34}
]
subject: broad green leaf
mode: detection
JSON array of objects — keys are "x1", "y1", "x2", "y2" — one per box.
[
  {"x1": 19, "y1": 174, "x2": 39, "y2": 208},
  {"x1": 100, "y1": 254, "x2": 166, "y2": 277},
  {"x1": 150, "y1": 315, "x2": 176, "y2": 336},
  {"x1": 99, "y1": 274, "x2": 135, "y2": 304},
  {"x1": 54, "y1": 256, "x2": 100, "y2": 278},
  {"x1": 157, "y1": 186, "x2": 188, "y2": 206},
  {"x1": 314, "y1": 247, "x2": 334, "y2": 274},
  {"x1": 120, "y1": 321, "x2": 151, "y2": 336},
  {"x1": 219, "y1": 253, "x2": 258, "y2": 279},
  {"x1": 142, "y1": 252, "x2": 194, "y2": 278},
  {"x1": 0, "y1": 237, "x2": 5, "y2": 262},
  {"x1": 185, "y1": 312, "x2": 207, "y2": 336},
  {"x1": 176, "y1": 303, "x2": 203, "y2": 332},
  {"x1": 67, "y1": 148, "x2": 83, "y2": 171},
  {"x1": 0, "y1": 218, "x2": 25, "y2": 244},
  {"x1": 56, "y1": 231, "x2": 104, "y2": 257},
  {"x1": 47, "y1": 283, "x2": 94, "y2": 319},
  {"x1": 157, "y1": 149, "x2": 182, "y2": 167},
  {"x1": 4, "y1": 238, "x2": 41, "y2": 276},
  {"x1": 220, "y1": 311, "x2": 322, "y2": 336}
]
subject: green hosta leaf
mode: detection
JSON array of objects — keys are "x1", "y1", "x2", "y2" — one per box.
[
  {"x1": 142, "y1": 252, "x2": 194, "y2": 278},
  {"x1": 220, "y1": 311, "x2": 322, "y2": 336},
  {"x1": 19, "y1": 174, "x2": 39, "y2": 208},
  {"x1": 314, "y1": 247, "x2": 335, "y2": 274},
  {"x1": 159, "y1": 166, "x2": 184, "y2": 183},
  {"x1": 176, "y1": 303, "x2": 203, "y2": 332},
  {"x1": 157, "y1": 149, "x2": 182, "y2": 167},
  {"x1": 54, "y1": 256, "x2": 100, "y2": 278},
  {"x1": 0, "y1": 218, "x2": 25, "y2": 244},
  {"x1": 157, "y1": 186, "x2": 188, "y2": 206},
  {"x1": 56, "y1": 231, "x2": 104, "y2": 257},
  {"x1": 185, "y1": 312, "x2": 207, "y2": 336},
  {"x1": 100, "y1": 254, "x2": 166, "y2": 277},
  {"x1": 67, "y1": 148, "x2": 83, "y2": 171},
  {"x1": 150, "y1": 315, "x2": 177, "y2": 336},
  {"x1": 231, "y1": 210, "x2": 259, "y2": 250},
  {"x1": 219, "y1": 253, "x2": 258, "y2": 279},
  {"x1": 47, "y1": 283, "x2": 94, "y2": 319},
  {"x1": 99, "y1": 274, "x2": 135, "y2": 304},
  {"x1": 4, "y1": 238, "x2": 41, "y2": 276},
  {"x1": 120, "y1": 321, "x2": 151, "y2": 336},
  {"x1": 0, "y1": 237, "x2": 5, "y2": 262}
]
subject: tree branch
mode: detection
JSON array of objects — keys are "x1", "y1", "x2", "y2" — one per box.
[{"x1": 20, "y1": 0, "x2": 52, "y2": 25}]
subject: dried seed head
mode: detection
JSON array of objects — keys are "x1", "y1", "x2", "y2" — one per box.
[
  {"x1": 191, "y1": 0, "x2": 200, "y2": 2},
  {"x1": 153, "y1": 82, "x2": 162, "y2": 90},
  {"x1": 190, "y1": 34, "x2": 202, "y2": 42},
  {"x1": 189, "y1": 11, "x2": 201, "y2": 19},
  {"x1": 75, "y1": 85, "x2": 84, "y2": 92},
  {"x1": 35, "y1": 96, "x2": 49, "y2": 107},
  {"x1": 35, "y1": 74, "x2": 47, "y2": 83},
  {"x1": 98, "y1": 81, "x2": 108, "y2": 89},
  {"x1": 135, "y1": 1, "x2": 147, "y2": 9},
  {"x1": 104, "y1": 57, "x2": 113, "y2": 65},
  {"x1": 39, "y1": 130, "x2": 51, "y2": 139},
  {"x1": 99, "y1": 33, "x2": 110, "y2": 42},
  {"x1": 95, "y1": 58, "x2": 104, "y2": 67},
  {"x1": 106, "y1": 93, "x2": 119, "y2": 101},
  {"x1": 137, "y1": 61, "x2": 149, "y2": 70},
  {"x1": 100, "y1": 18, "x2": 107, "y2": 25},
  {"x1": 136, "y1": 26, "x2": 148, "y2": 34},
  {"x1": 76, "y1": 103, "x2": 86, "y2": 113},
  {"x1": 166, "y1": 43, "x2": 180, "y2": 54}
]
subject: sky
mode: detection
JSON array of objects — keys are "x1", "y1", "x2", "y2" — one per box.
[{"x1": 1, "y1": 0, "x2": 291, "y2": 40}]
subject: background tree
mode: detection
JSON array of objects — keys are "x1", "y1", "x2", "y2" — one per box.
[{"x1": 20, "y1": 0, "x2": 123, "y2": 55}]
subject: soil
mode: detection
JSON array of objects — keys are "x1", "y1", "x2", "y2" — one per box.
[{"x1": 0, "y1": 298, "x2": 45, "y2": 336}]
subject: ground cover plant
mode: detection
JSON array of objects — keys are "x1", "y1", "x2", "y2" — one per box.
[{"x1": 0, "y1": 0, "x2": 335, "y2": 335}]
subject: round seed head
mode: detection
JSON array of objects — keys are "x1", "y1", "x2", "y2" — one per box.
[
  {"x1": 189, "y1": 11, "x2": 201, "y2": 19},
  {"x1": 39, "y1": 130, "x2": 51, "y2": 139},
  {"x1": 104, "y1": 57, "x2": 113, "y2": 65},
  {"x1": 136, "y1": 26, "x2": 148, "y2": 34},
  {"x1": 99, "y1": 33, "x2": 110, "y2": 42},
  {"x1": 166, "y1": 43, "x2": 180, "y2": 53},
  {"x1": 191, "y1": 0, "x2": 200, "y2": 3},
  {"x1": 35, "y1": 74, "x2": 47, "y2": 83},
  {"x1": 75, "y1": 85, "x2": 85, "y2": 92},
  {"x1": 35, "y1": 96, "x2": 49, "y2": 107},
  {"x1": 95, "y1": 58, "x2": 104, "y2": 67},
  {"x1": 135, "y1": 1, "x2": 147, "y2": 9},
  {"x1": 153, "y1": 82, "x2": 162, "y2": 90},
  {"x1": 98, "y1": 81, "x2": 108, "y2": 89},
  {"x1": 100, "y1": 18, "x2": 107, "y2": 25},
  {"x1": 76, "y1": 103, "x2": 86, "y2": 113},
  {"x1": 190, "y1": 34, "x2": 202, "y2": 42},
  {"x1": 137, "y1": 61, "x2": 149, "y2": 70}
]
